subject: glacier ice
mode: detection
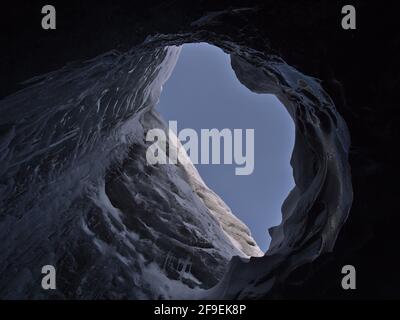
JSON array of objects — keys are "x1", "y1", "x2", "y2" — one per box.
[
  {"x1": 0, "y1": 24, "x2": 352, "y2": 298},
  {"x1": 0, "y1": 45, "x2": 262, "y2": 299}
]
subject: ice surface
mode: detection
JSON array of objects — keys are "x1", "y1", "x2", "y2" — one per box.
[{"x1": 0, "y1": 45, "x2": 261, "y2": 299}]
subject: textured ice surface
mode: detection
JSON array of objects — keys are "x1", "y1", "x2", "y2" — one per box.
[
  {"x1": 0, "y1": 45, "x2": 261, "y2": 299},
  {"x1": 0, "y1": 19, "x2": 352, "y2": 297}
]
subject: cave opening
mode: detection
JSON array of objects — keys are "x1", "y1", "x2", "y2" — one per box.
[
  {"x1": 0, "y1": 9, "x2": 355, "y2": 298},
  {"x1": 155, "y1": 43, "x2": 295, "y2": 252}
]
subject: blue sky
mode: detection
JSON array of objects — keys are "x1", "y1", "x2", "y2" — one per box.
[{"x1": 156, "y1": 43, "x2": 295, "y2": 251}]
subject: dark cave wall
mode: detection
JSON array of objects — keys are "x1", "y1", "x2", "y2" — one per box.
[{"x1": 2, "y1": 0, "x2": 399, "y2": 298}]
